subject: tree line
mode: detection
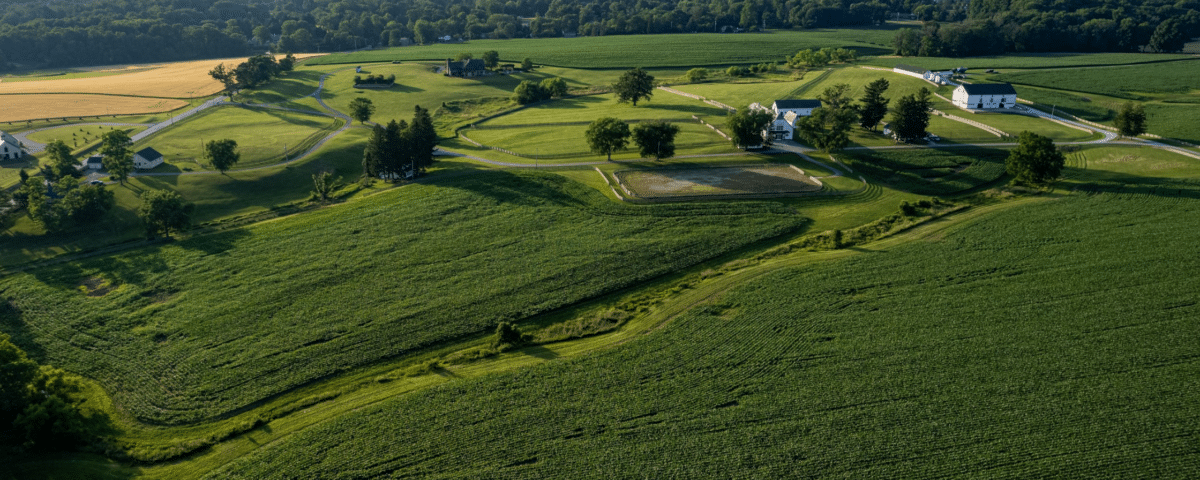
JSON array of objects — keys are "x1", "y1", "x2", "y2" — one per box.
[
  {"x1": 894, "y1": 2, "x2": 1200, "y2": 56},
  {"x1": 362, "y1": 105, "x2": 438, "y2": 180},
  {"x1": 0, "y1": 0, "x2": 905, "y2": 70}
]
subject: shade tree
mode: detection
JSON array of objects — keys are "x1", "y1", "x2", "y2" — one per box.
[
  {"x1": 631, "y1": 121, "x2": 681, "y2": 160},
  {"x1": 613, "y1": 68, "x2": 655, "y2": 106},
  {"x1": 585, "y1": 117, "x2": 631, "y2": 161}
]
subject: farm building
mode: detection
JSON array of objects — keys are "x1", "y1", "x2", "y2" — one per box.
[
  {"x1": 134, "y1": 147, "x2": 164, "y2": 169},
  {"x1": 445, "y1": 58, "x2": 486, "y2": 77},
  {"x1": 751, "y1": 99, "x2": 823, "y2": 141},
  {"x1": 0, "y1": 131, "x2": 24, "y2": 160},
  {"x1": 82, "y1": 155, "x2": 104, "y2": 170},
  {"x1": 952, "y1": 83, "x2": 1018, "y2": 110}
]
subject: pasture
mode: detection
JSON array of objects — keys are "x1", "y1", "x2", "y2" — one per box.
[
  {"x1": 614, "y1": 164, "x2": 823, "y2": 199},
  {"x1": 130, "y1": 105, "x2": 341, "y2": 171},
  {"x1": 203, "y1": 180, "x2": 1200, "y2": 479},
  {"x1": 465, "y1": 122, "x2": 736, "y2": 161},
  {"x1": 26, "y1": 124, "x2": 149, "y2": 153},
  {"x1": 307, "y1": 27, "x2": 902, "y2": 68},
  {"x1": 0, "y1": 170, "x2": 805, "y2": 425},
  {"x1": 0, "y1": 94, "x2": 188, "y2": 123}
]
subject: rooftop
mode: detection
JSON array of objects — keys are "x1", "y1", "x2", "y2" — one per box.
[
  {"x1": 959, "y1": 83, "x2": 1018, "y2": 95},
  {"x1": 773, "y1": 99, "x2": 823, "y2": 110}
]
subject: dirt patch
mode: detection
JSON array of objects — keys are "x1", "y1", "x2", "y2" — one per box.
[
  {"x1": 78, "y1": 275, "x2": 115, "y2": 297},
  {"x1": 1092, "y1": 154, "x2": 1139, "y2": 164},
  {"x1": 615, "y1": 164, "x2": 822, "y2": 200}
]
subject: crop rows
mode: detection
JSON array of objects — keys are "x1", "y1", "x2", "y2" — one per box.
[
  {"x1": 843, "y1": 148, "x2": 1009, "y2": 195},
  {"x1": 209, "y1": 186, "x2": 1200, "y2": 478},
  {"x1": 0, "y1": 171, "x2": 803, "y2": 424},
  {"x1": 992, "y1": 60, "x2": 1200, "y2": 99}
]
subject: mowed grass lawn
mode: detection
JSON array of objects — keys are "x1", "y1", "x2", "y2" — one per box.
[
  {"x1": 487, "y1": 92, "x2": 728, "y2": 125},
  {"x1": 0, "y1": 171, "x2": 805, "y2": 425},
  {"x1": 27, "y1": 124, "x2": 149, "y2": 154},
  {"x1": 132, "y1": 105, "x2": 341, "y2": 171},
  {"x1": 671, "y1": 77, "x2": 816, "y2": 110},
  {"x1": 467, "y1": 122, "x2": 737, "y2": 161},
  {"x1": 207, "y1": 180, "x2": 1200, "y2": 479}
]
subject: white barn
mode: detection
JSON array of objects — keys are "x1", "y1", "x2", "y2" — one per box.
[
  {"x1": 0, "y1": 131, "x2": 24, "y2": 160},
  {"x1": 134, "y1": 147, "x2": 164, "y2": 170},
  {"x1": 751, "y1": 99, "x2": 823, "y2": 141},
  {"x1": 953, "y1": 83, "x2": 1018, "y2": 110}
]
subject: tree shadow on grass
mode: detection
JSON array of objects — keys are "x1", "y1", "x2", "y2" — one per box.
[{"x1": 432, "y1": 170, "x2": 587, "y2": 208}]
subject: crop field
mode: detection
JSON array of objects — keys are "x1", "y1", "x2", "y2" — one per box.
[
  {"x1": 130, "y1": 105, "x2": 341, "y2": 171},
  {"x1": 966, "y1": 111, "x2": 1098, "y2": 142},
  {"x1": 1063, "y1": 145, "x2": 1200, "y2": 182},
  {"x1": 0, "y1": 55, "x2": 324, "y2": 98},
  {"x1": 307, "y1": 28, "x2": 903, "y2": 68},
  {"x1": 1009, "y1": 85, "x2": 1124, "y2": 122},
  {"x1": 863, "y1": 53, "x2": 1197, "y2": 71},
  {"x1": 841, "y1": 147, "x2": 1009, "y2": 194},
  {"x1": 0, "y1": 171, "x2": 805, "y2": 424},
  {"x1": 614, "y1": 164, "x2": 822, "y2": 199},
  {"x1": 206, "y1": 182, "x2": 1200, "y2": 479},
  {"x1": 0, "y1": 94, "x2": 188, "y2": 123},
  {"x1": 466, "y1": 122, "x2": 736, "y2": 161},
  {"x1": 1141, "y1": 103, "x2": 1200, "y2": 144},
  {"x1": 991, "y1": 60, "x2": 1200, "y2": 99}
]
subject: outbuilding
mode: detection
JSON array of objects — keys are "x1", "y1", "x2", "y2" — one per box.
[
  {"x1": 752, "y1": 99, "x2": 823, "y2": 141},
  {"x1": 134, "y1": 147, "x2": 164, "y2": 169},
  {"x1": 83, "y1": 155, "x2": 104, "y2": 170},
  {"x1": 952, "y1": 83, "x2": 1018, "y2": 110}
]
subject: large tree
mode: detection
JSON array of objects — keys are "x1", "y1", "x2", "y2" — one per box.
[
  {"x1": 795, "y1": 83, "x2": 859, "y2": 152},
  {"x1": 138, "y1": 189, "x2": 193, "y2": 238},
  {"x1": 100, "y1": 130, "x2": 134, "y2": 184},
  {"x1": 631, "y1": 121, "x2": 681, "y2": 160},
  {"x1": 859, "y1": 78, "x2": 890, "y2": 131},
  {"x1": 204, "y1": 139, "x2": 240, "y2": 174},
  {"x1": 890, "y1": 88, "x2": 933, "y2": 142},
  {"x1": 726, "y1": 107, "x2": 774, "y2": 148},
  {"x1": 348, "y1": 97, "x2": 375, "y2": 124},
  {"x1": 1113, "y1": 102, "x2": 1147, "y2": 138},
  {"x1": 409, "y1": 105, "x2": 438, "y2": 172},
  {"x1": 209, "y1": 63, "x2": 237, "y2": 95},
  {"x1": 362, "y1": 124, "x2": 386, "y2": 178},
  {"x1": 613, "y1": 68, "x2": 655, "y2": 106},
  {"x1": 43, "y1": 139, "x2": 80, "y2": 181},
  {"x1": 0, "y1": 333, "x2": 38, "y2": 424},
  {"x1": 482, "y1": 50, "x2": 500, "y2": 68},
  {"x1": 1148, "y1": 19, "x2": 1187, "y2": 53},
  {"x1": 1006, "y1": 131, "x2": 1065, "y2": 186},
  {"x1": 585, "y1": 117, "x2": 631, "y2": 161}
]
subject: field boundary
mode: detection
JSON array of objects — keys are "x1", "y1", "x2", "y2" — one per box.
[{"x1": 610, "y1": 163, "x2": 851, "y2": 203}]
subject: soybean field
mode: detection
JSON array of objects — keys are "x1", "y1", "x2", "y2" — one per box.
[
  {"x1": 841, "y1": 147, "x2": 1009, "y2": 195},
  {"x1": 0, "y1": 171, "x2": 805, "y2": 425},
  {"x1": 207, "y1": 181, "x2": 1200, "y2": 479}
]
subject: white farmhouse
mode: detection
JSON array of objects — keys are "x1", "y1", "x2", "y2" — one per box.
[
  {"x1": 751, "y1": 99, "x2": 823, "y2": 141},
  {"x1": 952, "y1": 83, "x2": 1018, "y2": 110},
  {"x1": 0, "y1": 131, "x2": 24, "y2": 160},
  {"x1": 133, "y1": 147, "x2": 164, "y2": 170}
]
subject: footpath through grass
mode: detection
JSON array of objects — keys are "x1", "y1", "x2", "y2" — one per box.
[
  {"x1": 205, "y1": 180, "x2": 1200, "y2": 479},
  {"x1": 0, "y1": 170, "x2": 806, "y2": 425}
]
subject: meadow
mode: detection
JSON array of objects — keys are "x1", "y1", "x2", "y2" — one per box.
[
  {"x1": 862, "y1": 52, "x2": 1197, "y2": 71},
  {"x1": 0, "y1": 94, "x2": 188, "y2": 123},
  {"x1": 466, "y1": 122, "x2": 736, "y2": 161},
  {"x1": 0, "y1": 170, "x2": 805, "y2": 425},
  {"x1": 307, "y1": 28, "x2": 902, "y2": 68},
  {"x1": 27, "y1": 124, "x2": 150, "y2": 154},
  {"x1": 204, "y1": 178, "x2": 1200, "y2": 479},
  {"x1": 130, "y1": 105, "x2": 341, "y2": 171},
  {"x1": 991, "y1": 60, "x2": 1200, "y2": 99}
]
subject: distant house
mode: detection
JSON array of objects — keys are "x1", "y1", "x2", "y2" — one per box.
[
  {"x1": 445, "y1": 58, "x2": 486, "y2": 77},
  {"x1": 83, "y1": 155, "x2": 104, "y2": 170},
  {"x1": 355, "y1": 66, "x2": 363, "y2": 73},
  {"x1": 133, "y1": 147, "x2": 164, "y2": 170},
  {"x1": 751, "y1": 99, "x2": 822, "y2": 141},
  {"x1": 952, "y1": 83, "x2": 1017, "y2": 110},
  {"x1": 0, "y1": 131, "x2": 24, "y2": 160}
]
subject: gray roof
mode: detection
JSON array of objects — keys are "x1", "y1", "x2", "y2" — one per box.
[
  {"x1": 136, "y1": 147, "x2": 163, "y2": 160},
  {"x1": 774, "y1": 99, "x2": 823, "y2": 110},
  {"x1": 960, "y1": 83, "x2": 1017, "y2": 95},
  {"x1": 895, "y1": 64, "x2": 927, "y2": 74},
  {"x1": 86, "y1": 155, "x2": 103, "y2": 164}
]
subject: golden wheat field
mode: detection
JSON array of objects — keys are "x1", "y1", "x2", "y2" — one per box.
[
  {"x1": 0, "y1": 94, "x2": 188, "y2": 123},
  {"x1": 0, "y1": 54, "x2": 324, "y2": 98}
]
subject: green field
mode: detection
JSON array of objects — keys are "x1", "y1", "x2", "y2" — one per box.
[
  {"x1": 131, "y1": 105, "x2": 341, "y2": 171},
  {"x1": 863, "y1": 53, "x2": 1197, "y2": 71},
  {"x1": 841, "y1": 147, "x2": 1009, "y2": 194},
  {"x1": 204, "y1": 178, "x2": 1200, "y2": 479},
  {"x1": 307, "y1": 28, "x2": 902, "y2": 68},
  {"x1": 992, "y1": 60, "x2": 1200, "y2": 99},
  {"x1": 467, "y1": 122, "x2": 737, "y2": 161},
  {"x1": 26, "y1": 123, "x2": 149, "y2": 155},
  {"x1": 1142, "y1": 103, "x2": 1200, "y2": 144},
  {"x1": 0, "y1": 171, "x2": 804, "y2": 425}
]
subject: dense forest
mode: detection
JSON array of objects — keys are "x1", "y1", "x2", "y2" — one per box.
[{"x1": 0, "y1": 0, "x2": 1196, "y2": 70}]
